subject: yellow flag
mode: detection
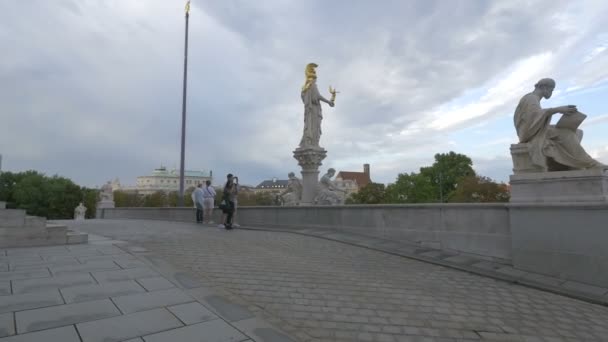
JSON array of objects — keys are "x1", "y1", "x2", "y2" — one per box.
[{"x1": 185, "y1": 0, "x2": 191, "y2": 14}]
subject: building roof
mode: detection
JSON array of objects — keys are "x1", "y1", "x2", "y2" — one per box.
[
  {"x1": 335, "y1": 171, "x2": 371, "y2": 188},
  {"x1": 256, "y1": 179, "x2": 288, "y2": 188},
  {"x1": 147, "y1": 166, "x2": 212, "y2": 178}
]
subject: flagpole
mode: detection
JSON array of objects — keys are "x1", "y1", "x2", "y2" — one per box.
[{"x1": 178, "y1": 1, "x2": 190, "y2": 206}]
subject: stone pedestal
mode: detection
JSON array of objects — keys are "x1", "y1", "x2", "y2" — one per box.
[
  {"x1": 509, "y1": 168, "x2": 608, "y2": 204},
  {"x1": 293, "y1": 146, "x2": 327, "y2": 205},
  {"x1": 96, "y1": 200, "x2": 115, "y2": 218},
  {"x1": 510, "y1": 168, "x2": 608, "y2": 288},
  {"x1": 510, "y1": 143, "x2": 545, "y2": 174},
  {"x1": 97, "y1": 200, "x2": 115, "y2": 209}
]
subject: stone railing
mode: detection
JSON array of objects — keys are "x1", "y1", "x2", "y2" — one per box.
[
  {"x1": 98, "y1": 203, "x2": 608, "y2": 288},
  {"x1": 99, "y1": 204, "x2": 511, "y2": 262}
]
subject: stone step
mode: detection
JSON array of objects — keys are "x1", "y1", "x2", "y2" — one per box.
[
  {"x1": 0, "y1": 224, "x2": 73, "y2": 248},
  {"x1": 67, "y1": 231, "x2": 89, "y2": 245},
  {"x1": 25, "y1": 216, "x2": 47, "y2": 228},
  {"x1": 0, "y1": 209, "x2": 26, "y2": 227}
]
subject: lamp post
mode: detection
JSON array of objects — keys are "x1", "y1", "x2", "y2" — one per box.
[{"x1": 178, "y1": 1, "x2": 191, "y2": 206}]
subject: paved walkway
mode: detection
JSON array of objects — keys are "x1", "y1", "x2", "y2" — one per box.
[
  {"x1": 0, "y1": 230, "x2": 298, "y2": 341},
  {"x1": 47, "y1": 219, "x2": 608, "y2": 342}
]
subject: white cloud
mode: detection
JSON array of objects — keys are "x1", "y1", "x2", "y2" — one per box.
[{"x1": 1, "y1": 0, "x2": 608, "y2": 186}]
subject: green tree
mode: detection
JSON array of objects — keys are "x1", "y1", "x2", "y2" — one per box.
[
  {"x1": 346, "y1": 183, "x2": 386, "y2": 204},
  {"x1": 0, "y1": 171, "x2": 26, "y2": 206},
  {"x1": 82, "y1": 188, "x2": 99, "y2": 218},
  {"x1": 449, "y1": 175, "x2": 510, "y2": 203},
  {"x1": 143, "y1": 191, "x2": 168, "y2": 207},
  {"x1": 12, "y1": 171, "x2": 48, "y2": 216},
  {"x1": 45, "y1": 176, "x2": 82, "y2": 219},
  {"x1": 419, "y1": 151, "x2": 475, "y2": 202},
  {"x1": 11, "y1": 172, "x2": 83, "y2": 219},
  {"x1": 385, "y1": 172, "x2": 436, "y2": 203},
  {"x1": 114, "y1": 190, "x2": 142, "y2": 208}
]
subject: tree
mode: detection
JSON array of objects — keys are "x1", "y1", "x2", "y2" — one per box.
[
  {"x1": 0, "y1": 171, "x2": 26, "y2": 206},
  {"x1": 385, "y1": 172, "x2": 436, "y2": 203},
  {"x1": 346, "y1": 183, "x2": 386, "y2": 204},
  {"x1": 10, "y1": 171, "x2": 84, "y2": 219},
  {"x1": 142, "y1": 191, "x2": 168, "y2": 207},
  {"x1": 449, "y1": 175, "x2": 510, "y2": 203},
  {"x1": 114, "y1": 190, "x2": 142, "y2": 208},
  {"x1": 420, "y1": 152, "x2": 475, "y2": 202},
  {"x1": 82, "y1": 188, "x2": 99, "y2": 219}
]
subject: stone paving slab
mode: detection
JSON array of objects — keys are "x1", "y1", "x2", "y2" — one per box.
[
  {"x1": 76, "y1": 308, "x2": 184, "y2": 342},
  {"x1": 49, "y1": 259, "x2": 120, "y2": 275},
  {"x1": 0, "y1": 290, "x2": 63, "y2": 314},
  {"x1": 1, "y1": 256, "x2": 44, "y2": 266},
  {"x1": 0, "y1": 264, "x2": 7, "y2": 272},
  {"x1": 91, "y1": 267, "x2": 159, "y2": 283},
  {"x1": 61, "y1": 280, "x2": 146, "y2": 303},
  {"x1": 0, "y1": 269, "x2": 50, "y2": 282},
  {"x1": 112, "y1": 287, "x2": 193, "y2": 314},
  {"x1": 12, "y1": 273, "x2": 96, "y2": 294},
  {"x1": 0, "y1": 325, "x2": 80, "y2": 342},
  {"x1": 135, "y1": 276, "x2": 175, "y2": 291},
  {"x1": 77, "y1": 253, "x2": 136, "y2": 263},
  {"x1": 113, "y1": 258, "x2": 148, "y2": 269},
  {"x1": 0, "y1": 313, "x2": 15, "y2": 338},
  {"x1": 167, "y1": 301, "x2": 217, "y2": 325},
  {"x1": 9, "y1": 259, "x2": 80, "y2": 271},
  {"x1": 142, "y1": 319, "x2": 248, "y2": 342},
  {"x1": 15, "y1": 298, "x2": 121, "y2": 333},
  {"x1": 0, "y1": 283, "x2": 9, "y2": 296}
]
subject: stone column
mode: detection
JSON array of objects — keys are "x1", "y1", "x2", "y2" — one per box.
[{"x1": 293, "y1": 146, "x2": 327, "y2": 205}]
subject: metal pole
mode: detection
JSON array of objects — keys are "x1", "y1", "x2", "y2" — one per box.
[{"x1": 178, "y1": 9, "x2": 190, "y2": 206}]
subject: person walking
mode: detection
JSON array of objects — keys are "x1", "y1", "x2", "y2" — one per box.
[
  {"x1": 193, "y1": 183, "x2": 205, "y2": 224},
  {"x1": 202, "y1": 180, "x2": 216, "y2": 224}
]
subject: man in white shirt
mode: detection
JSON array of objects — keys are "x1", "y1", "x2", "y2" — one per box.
[
  {"x1": 193, "y1": 183, "x2": 205, "y2": 224},
  {"x1": 202, "y1": 180, "x2": 216, "y2": 224}
]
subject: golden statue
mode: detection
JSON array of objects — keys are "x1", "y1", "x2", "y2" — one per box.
[
  {"x1": 302, "y1": 63, "x2": 318, "y2": 92},
  {"x1": 299, "y1": 63, "x2": 337, "y2": 147}
]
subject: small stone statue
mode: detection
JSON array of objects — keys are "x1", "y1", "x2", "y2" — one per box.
[
  {"x1": 280, "y1": 172, "x2": 303, "y2": 206},
  {"x1": 314, "y1": 168, "x2": 347, "y2": 205},
  {"x1": 513, "y1": 78, "x2": 607, "y2": 171},
  {"x1": 74, "y1": 202, "x2": 86, "y2": 221},
  {"x1": 99, "y1": 181, "x2": 114, "y2": 202},
  {"x1": 299, "y1": 63, "x2": 337, "y2": 148}
]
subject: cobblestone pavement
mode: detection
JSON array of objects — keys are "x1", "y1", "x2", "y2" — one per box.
[{"x1": 73, "y1": 219, "x2": 608, "y2": 342}]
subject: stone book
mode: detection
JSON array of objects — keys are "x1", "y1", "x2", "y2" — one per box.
[{"x1": 556, "y1": 111, "x2": 587, "y2": 130}]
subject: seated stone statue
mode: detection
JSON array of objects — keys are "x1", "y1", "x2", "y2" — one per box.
[
  {"x1": 280, "y1": 172, "x2": 303, "y2": 206},
  {"x1": 99, "y1": 181, "x2": 114, "y2": 202},
  {"x1": 314, "y1": 168, "x2": 346, "y2": 205},
  {"x1": 74, "y1": 202, "x2": 87, "y2": 220},
  {"x1": 513, "y1": 78, "x2": 607, "y2": 172}
]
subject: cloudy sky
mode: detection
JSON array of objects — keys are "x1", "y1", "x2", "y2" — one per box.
[{"x1": 1, "y1": 0, "x2": 608, "y2": 188}]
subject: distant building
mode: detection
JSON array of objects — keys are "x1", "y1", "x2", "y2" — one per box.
[
  {"x1": 335, "y1": 164, "x2": 372, "y2": 195},
  {"x1": 115, "y1": 166, "x2": 213, "y2": 195},
  {"x1": 255, "y1": 177, "x2": 288, "y2": 193}
]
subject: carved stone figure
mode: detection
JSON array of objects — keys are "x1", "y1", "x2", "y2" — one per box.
[
  {"x1": 100, "y1": 181, "x2": 114, "y2": 202},
  {"x1": 299, "y1": 63, "x2": 337, "y2": 148},
  {"x1": 314, "y1": 168, "x2": 346, "y2": 205},
  {"x1": 74, "y1": 202, "x2": 86, "y2": 221},
  {"x1": 512, "y1": 78, "x2": 607, "y2": 172},
  {"x1": 280, "y1": 172, "x2": 303, "y2": 206}
]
